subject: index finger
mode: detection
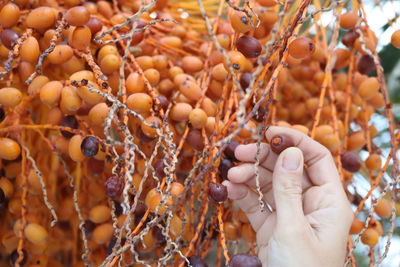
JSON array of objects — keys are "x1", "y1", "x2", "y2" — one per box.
[{"x1": 265, "y1": 126, "x2": 340, "y2": 187}]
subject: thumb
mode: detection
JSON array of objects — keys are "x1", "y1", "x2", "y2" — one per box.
[{"x1": 273, "y1": 147, "x2": 305, "y2": 227}]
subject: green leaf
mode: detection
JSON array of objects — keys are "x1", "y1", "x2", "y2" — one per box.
[{"x1": 379, "y1": 44, "x2": 400, "y2": 76}]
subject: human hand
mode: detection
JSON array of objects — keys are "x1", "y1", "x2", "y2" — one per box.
[{"x1": 223, "y1": 126, "x2": 353, "y2": 267}]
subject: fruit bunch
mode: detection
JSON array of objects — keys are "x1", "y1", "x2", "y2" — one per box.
[{"x1": 0, "y1": 0, "x2": 398, "y2": 266}]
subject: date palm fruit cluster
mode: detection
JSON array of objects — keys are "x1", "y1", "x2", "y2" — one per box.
[{"x1": 0, "y1": 0, "x2": 398, "y2": 266}]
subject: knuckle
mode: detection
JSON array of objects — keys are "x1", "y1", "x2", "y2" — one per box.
[
  {"x1": 319, "y1": 145, "x2": 331, "y2": 156},
  {"x1": 260, "y1": 182, "x2": 272, "y2": 193},
  {"x1": 253, "y1": 143, "x2": 269, "y2": 162},
  {"x1": 276, "y1": 174, "x2": 302, "y2": 196}
]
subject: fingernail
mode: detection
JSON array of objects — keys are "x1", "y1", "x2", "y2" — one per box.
[
  {"x1": 221, "y1": 180, "x2": 230, "y2": 187},
  {"x1": 282, "y1": 148, "x2": 301, "y2": 170}
]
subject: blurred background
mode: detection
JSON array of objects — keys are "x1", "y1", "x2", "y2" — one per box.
[{"x1": 321, "y1": 1, "x2": 400, "y2": 266}]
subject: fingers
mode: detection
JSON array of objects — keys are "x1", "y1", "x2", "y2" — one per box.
[
  {"x1": 228, "y1": 164, "x2": 276, "y2": 209},
  {"x1": 222, "y1": 181, "x2": 270, "y2": 231},
  {"x1": 227, "y1": 163, "x2": 312, "y2": 210},
  {"x1": 228, "y1": 163, "x2": 272, "y2": 186},
  {"x1": 234, "y1": 143, "x2": 277, "y2": 171},
  {"x1": 272, "y1": 147, "x2": 306, "y2": 227},
  {"x1": 234, "y1": 142, "x2": 313, "y2": 190},
  {"x1": 266, "y1": 126, "x2": 340, "y2": 187}
]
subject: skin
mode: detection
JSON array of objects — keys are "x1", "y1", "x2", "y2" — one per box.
[{"x1": 223, "y1": 126, "x2": 354, "y2": 267}]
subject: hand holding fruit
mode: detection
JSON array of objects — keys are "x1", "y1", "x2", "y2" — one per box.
[{"x1": 223, "y1": 126, "x2": 354, "y2": 267}]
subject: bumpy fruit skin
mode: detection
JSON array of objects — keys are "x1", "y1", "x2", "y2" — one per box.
[
  {"x1": 69, "y1": 135, "x2": 85, "y2": 162},
  {"x1": 365, "y1": 153, "x2": 382, "y2": 171},
  {"x1": 240, "y1": 72, "x2": 251, "y2": 90},
  {"x1": 26, "y1": 7, "x2": 56, "y2": 32},
  {"x1": 100, "y1": 54, "x2": 121, "y2": 74},
  {"x1": 65, "y1": 6, "x2": 90, "y2": 26},
  {"x1": 358, "y1": 55, "x2": 375, "y2": 75},
  {"x1": 219, "y1": 158, "x2": 234, "y2": 180},
  {"x1": 126, "y1": 72, "x2": 145, "y2": 94},
  {"x1": 48, "y1": 45, "x2": 74, "y2": 64},
  {"x1": 64, "y1": 95, "x2": 83, "y2": 115},
  {"x1": 0, "y1": 177, "x2": 14, "y2": 198},
  {"x1": 288, "y1": 37, "x2": 315, "y2": 59},
  {"x1": 24, "y1": 223, "x2": 48, "y2": 245},
  {"x1": 141, "y1": 116, "x2": 161, "y2": 139},
  {"x1": 224, "y1": 222, "x2": 238, "y2": 241},
  {"x1": 80, "y1": 136, "x2": 99, "y2": 157},
  {"x1": 374, "y1": 199, "x2": 392, "y2": 218},
  {"x1": 342, "y1": 30, "x2": 359, "y2": 47},
  {"x1": 361, "y1": 228, "x2": 379, "y2": 247},
  {"x1": 225, "y1": 51, "x2": 247, "y2": 72},
  {"x1": 60, "y1": 115, "x2": 78, "y2": 138},
  {"x1": 86, "y1": 17, "x2": 103, "y2": 35},
  {"x1": 171, "y1": 103, "x2": 192, "y2": 121},
  {"x1": 349, "y1": 218, "x2": 363, "y2": 235},
  {"x1": 20, "y1": 36, "x2": 40, "y2": 63},
  {"x1": 127, "y1": 93, "x2": 153, "y2": 113},
  {"x1": 270, "y1": 134, "x2": 294, "y2": 154},
  {"x1": 156, "y1": 95, "x2": 169, "y2": 111},
  {"x1": 170, "y1": 182, "x2": 184, "y2": 199},
  {"x1": 212, "y1": 63, "x2": 228, "y2": 82},
  {"x1": 236, "y1": 35, "x2": 262, "y2": 58},
  {"x1": 40, "y1": 81, "x2": 63, "y2": 106},
  {"x1": 0, "y1": 3, "x2": 20, "y2": 28},
  {"x1": 224, "y1": 141, "x2": 239, "y2": 161},
  {"x1": 229, "y1": 10, "x2": 255, "y2": 33},
  {"x1": 92, "y1": 223, "x2": 114, "y2": 244},
  {"x1": 0, "y1": 138, "x2": 21, "y2": 160},
  {"x1": 28, "y1": 75, "x2": 50, "y2": 94},
  {"x1": 189, "y1": 108, "x2": 208, "y2": 129},
  {"x1": 0, "y1": 87, "x2": 22, "y2": 108},
  {"x1": 358, "y1": 77, "x2": 379, "y2": 100},
  {"x1": 179, "y1": 80, "x2": 202, "y2": 101},
  {"x1": 187, "y1": 129, "x2": 205, "y2": 151},
  {"x1": 228, "y1": 254, "x2": 262, "y2": 267},
  {"x1": 145, "y1": 188, "x2": 172, "y2": 214},
  {"x1": 368, "y1": 218, "x2": 383, "y2": 236},
  {"x1": 69, "y1": 26, "x2": 92, "y2": 50},
  {"x1": 340, "y1": 152, "x2": 361, "y2": 173},
  {"x1": 104, "y1": 176, "x2": 124, "y2": 199},
  {"x1": 89, "y1": 205, "x2": 111, "y2": 224},
  {"x1": 340, "y1": 12, "x2": 358, "y2": 29},
  {"x1": 182, "y1": 56, "x2": 204, "y2": 73},
  {"x1": 88, "y1": 103, "x2": 109, "y2": 126},
  {"x1": 144, "y1": 68, "x2": 160, "y2": 86},
  {"x1": 208, "y1": 182, "x2": 228, "y2": 203},
  {"x1": 346, "y1": 131, "x2": 366, "y2": 151},
  {"x1": 0, "y1": 29, "x2": 19, "y2": 50},
  {"x1": 154, "y1": 159, "x2": 166, "y2": 178},
  {"x1": 201, "y1": 97, "x2": 217, "y2": 117}
]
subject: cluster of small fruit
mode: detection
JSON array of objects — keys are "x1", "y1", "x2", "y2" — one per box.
[{"x1": 0, "y1": 0, "x2": 398, "y2": 266}]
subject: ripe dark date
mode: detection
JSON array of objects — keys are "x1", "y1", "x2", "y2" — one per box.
[{"x1": 270, "y1": 134, "x2": 294, "y2": 154}]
